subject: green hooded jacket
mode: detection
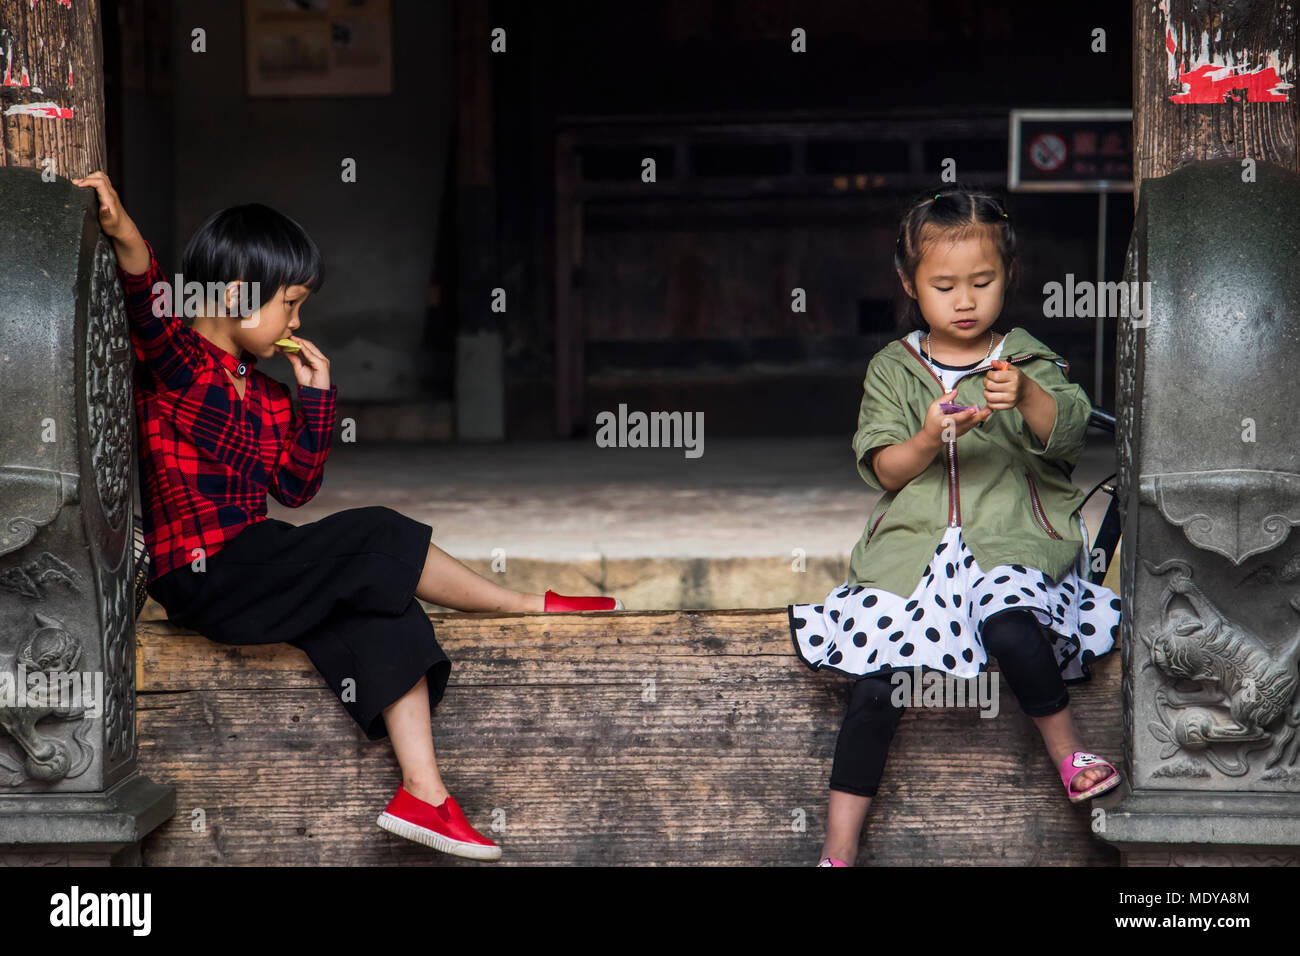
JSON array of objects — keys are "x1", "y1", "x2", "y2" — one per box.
[{"x1": 849, "y1": 326, "x2": 1093, "y2": 597}]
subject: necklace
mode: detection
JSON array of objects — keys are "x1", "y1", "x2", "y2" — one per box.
[{"x1": 925, "y1": 329, "x2": 996, "y2": 369}]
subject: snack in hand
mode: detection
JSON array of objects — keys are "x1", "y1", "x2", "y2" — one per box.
[
  {"x1": 939, "y1": 402, "x2": 979, "y2": 415},
  {"x1": 273, "y1": 338, "x2": 301, "y2": 353}
]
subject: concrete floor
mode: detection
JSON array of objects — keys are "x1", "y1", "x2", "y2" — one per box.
[{"x1": 246, "y1": 433, "x2": 1120, "y2": 612}]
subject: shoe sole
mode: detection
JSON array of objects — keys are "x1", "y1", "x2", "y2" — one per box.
[
  {"x1": 548, "y1": 599, "x2": 625, "y2": 611},
  {"x1": 1069, "y1": 770, "x2": 1121, "y2": 803},
  {"x1": 376, "y1": 811, "x2": 503, "y2": 860}
]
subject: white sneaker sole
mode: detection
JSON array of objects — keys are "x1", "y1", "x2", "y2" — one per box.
[{"x1": 376, "y1": 811, "x2": 503, "y2": 861}]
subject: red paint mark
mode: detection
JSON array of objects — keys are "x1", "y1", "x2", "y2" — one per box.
[
  {"x1": 1166, "y1": 26, "x2": 1293, "y2": 103},
  {"x1": 1, "y1": 43, "x2": 31, "y2": 88},
  {"x1": 1172, "y1": 63, "x2": 1292, "y2": 102},
  {"x1": 68, "y1": 64, "x2": 73, "y2": 88},
  {"x1": 2, "y1": 65, "x2": 33, "y2": 87},
  {"x1": 4, "y1": 101, "x2": 74, "y2": 118}
]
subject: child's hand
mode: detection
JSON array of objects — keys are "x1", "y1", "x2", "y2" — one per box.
[
  {"x1": 72, "y1": 171, "x2": 140, "y2": 243},
  {"x1": 282, "y1": 336, "x2": 331, "y2": 390},
  {"x1": 72, "y1": 171, "x2": 150, "y2": 274},
  {"x1": 983, "y1": 359, "x2": 1028, "y2": 411},
  {"x1": 923, "y1": 389, "x2": 992, "y2": 445}
]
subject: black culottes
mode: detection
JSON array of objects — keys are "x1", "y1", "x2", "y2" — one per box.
[{"x1": 147, "y1": 506, "x2": 451, "y2": 741}]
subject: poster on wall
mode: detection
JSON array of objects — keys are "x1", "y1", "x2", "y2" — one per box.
[{"x1": 245, "y1": 0, "x2": 393, "y2": 97}]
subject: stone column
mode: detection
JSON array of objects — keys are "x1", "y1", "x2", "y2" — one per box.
[
  {"x1": 0, "y1": 166, "x2": 174, "y2": 865},
  {"x1": 1097, "y1": 157, "x2": 1300, "y2": 864}
]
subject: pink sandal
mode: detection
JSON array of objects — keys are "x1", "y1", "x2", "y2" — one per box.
[
  {"x1": 816, "y1": 857, "x2": 848, "y2": 867},
  {"x1": 1059, "y1": 751, "x2": 1121, "y2": 803}
]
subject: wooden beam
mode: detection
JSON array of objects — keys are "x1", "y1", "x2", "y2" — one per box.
[{"x1": 136, "y1": 610, "x2": 1122, "y2": 865}]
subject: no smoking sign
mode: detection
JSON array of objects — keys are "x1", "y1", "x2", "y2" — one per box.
[
  {"x1": 1029, "y1": 132, "x2": 1068, "y2": 171},
  {"x1": 1009, "y1": 109, "x2": 1132, "y2": 191}
]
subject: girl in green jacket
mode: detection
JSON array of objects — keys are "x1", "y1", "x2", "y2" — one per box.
[{"x1": 789, "y1": 186, "x2": 1122, "y2": 867}]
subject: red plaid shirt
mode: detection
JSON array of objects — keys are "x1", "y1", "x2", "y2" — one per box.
[{"x1": 119, "y1": 239, "x2": 338, "y2": 586}]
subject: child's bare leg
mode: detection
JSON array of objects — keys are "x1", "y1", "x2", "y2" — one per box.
[
  {"x1": 382, "y1": 674, "x2": 450, "y2": 805},
  {"x1": 822, "y1": 790, "x2": 872, "y2": 865},
  {"x1": 1029, "y1": 704, "x2": 1112, "y2": 791},
  {"x1": 415, "y1": 541, "x2": 545, "y2": 612}
]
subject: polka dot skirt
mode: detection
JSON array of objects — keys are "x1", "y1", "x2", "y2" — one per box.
[{"x1": 789, "y1": 525, "x2": 1119, "y2": 683}]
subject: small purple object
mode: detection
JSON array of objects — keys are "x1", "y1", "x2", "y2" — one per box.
[{"x1": 940, "y1": 402, "x2": 979, "y2": 414}]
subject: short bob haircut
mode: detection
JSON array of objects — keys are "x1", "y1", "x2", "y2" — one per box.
[{"x1": 181, "y1": 203, "x2": 325, "y2": 308}]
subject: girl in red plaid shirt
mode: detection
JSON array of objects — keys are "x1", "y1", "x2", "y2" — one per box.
[{"x1": 76, "y1": 171, "x2": 622, "y2": 862}]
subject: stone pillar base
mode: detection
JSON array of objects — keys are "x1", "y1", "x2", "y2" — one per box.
[
  {"x1": 1096, "y1": 787, "x2": 1300, "y2": 865},
  {"x1": 1123, "y1": 847, "x2": 1300, "y2": 866},
  {"x1": 0, "y1": 773, "x2": 175, "y2": 867}
]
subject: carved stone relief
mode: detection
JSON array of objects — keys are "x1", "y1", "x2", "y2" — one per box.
[{"x1": 1138, "y1": 559, "x2": 1300, "y2": 778}]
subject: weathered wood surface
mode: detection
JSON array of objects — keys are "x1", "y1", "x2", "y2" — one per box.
[
  {"x1": 0, "y1": 0, "x2": 108, "y2": 174},
  {"x1": 1133, "y1": 0, "x2": 1298, "y2": 197},
  {"x1": 135, "y1": 609, "x2": 1121, "y2": 866}
]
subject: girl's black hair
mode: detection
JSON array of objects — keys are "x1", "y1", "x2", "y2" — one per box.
[
  {"x1": 893, "y1": 184, "x2": 1019, "y2": 332},
  {"x1": 181, "y1": 203, "x2": 324, "y2": 310}
]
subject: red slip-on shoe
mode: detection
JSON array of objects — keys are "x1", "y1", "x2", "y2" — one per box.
[
  {"x1": 376, "y1": 784, "x2": 502, "y2": 861},
  {"x1": 543, "y1": 589, "x2": 625, "y2": 612}
]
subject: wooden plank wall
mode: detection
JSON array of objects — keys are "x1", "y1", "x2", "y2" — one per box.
[{"x1": 135, "y1": 609, "x2": 1121, "y2": 866}]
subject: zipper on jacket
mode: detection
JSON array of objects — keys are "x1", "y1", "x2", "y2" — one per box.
[
  {"x1": 898, "y1": 338, "x2": 1037, "y2": 528},
  {"x1": 1025, "y1": 470, "x2": 1063, "y2": 539},
  {"x1": 946, "y1": 441, "x2": 958, "y2": 526}
]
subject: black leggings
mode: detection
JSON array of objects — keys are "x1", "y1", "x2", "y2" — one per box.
[{"x1": 828, "y1": 608, "x2": 1069, "y2": 797}]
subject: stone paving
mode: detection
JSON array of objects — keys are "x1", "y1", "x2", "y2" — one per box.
[{"x1": 230, "y1": 433, "x2": 1120, "y2": 612}]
